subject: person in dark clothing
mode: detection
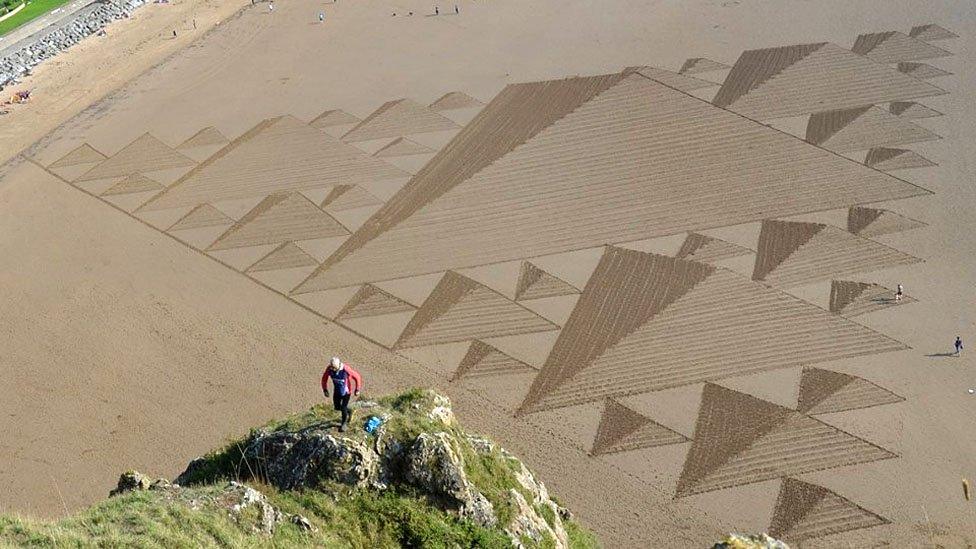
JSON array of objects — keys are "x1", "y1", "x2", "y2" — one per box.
[
  {"x1": 956, "y1": 336, "x2": 964, "y2": 355},
  {"x1": 322, "y1": 357, "x2": 363, "y2": 431}
]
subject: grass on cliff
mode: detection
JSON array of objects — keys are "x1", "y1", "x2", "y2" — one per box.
[
  {"x1": 0, "y1": 0, "x2": 76, "y2": 38},
  {"x1": 0, "y1": 389, "x2": 599, "y2": 548}
]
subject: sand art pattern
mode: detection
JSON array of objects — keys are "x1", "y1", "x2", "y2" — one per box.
[{"x1": 37, "y1": 23, "x2": 955, "y2": 542}]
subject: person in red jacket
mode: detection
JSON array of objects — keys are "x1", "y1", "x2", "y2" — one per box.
[{"x1": 322, "y1": 356, "x2": 362, "y2": 432}]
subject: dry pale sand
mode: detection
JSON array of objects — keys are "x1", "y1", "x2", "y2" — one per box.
[{"x1": 1, "y1": 0, "x2": 976, "y2": 547}]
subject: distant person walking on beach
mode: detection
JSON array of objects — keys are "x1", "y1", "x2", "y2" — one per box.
[
  {"x1": 454, "y1": 4, "x2": 458, "y2": 13},
  {"x1": 322, "y1": 357, "x2": 363, "y2": 432},
  {"x1": 318, "y1": 11, "x2": 324, "y2": 22},
  {"x1": 268, "y1": 1, "x2": 274, "y2": 12},
  {"x1": 895, "y1": 283, "x2": 903, "y2": 302},
  {"x1": 434, "y1": 6, "x2": 439, "y2": 14},
  {"x1": 956, "y1": 336, "x2": 964, "y2": 355}
]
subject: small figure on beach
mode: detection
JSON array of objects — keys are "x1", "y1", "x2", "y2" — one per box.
[
  {"x1": 435, "y1": 6, "x2": 439, "y2": 14},
  {"x1": 956, "y1": 336, "x2": 963, "y2": 355},
  {"x1": 322, "y1": 356, "x2": 363, "y2": 432},
  {"x1": 268, "y1": 1, "x2": 274, "y2": 12},
  {"x1": 895, "y1": 283, "x2": 903, "y2": 302},
  {"x1": 172, "y1": 30, "x2": 177, "y2": 38},
  {"x1": 319, "y1": 11, "x2": 324, "y2": 22},
  {"x1": 454, "y1": 4, "x2": 458, "y2": 13}
]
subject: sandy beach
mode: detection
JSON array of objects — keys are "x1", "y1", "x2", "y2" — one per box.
[{"x1": 1, "y1": 0, "x2": 975, "y2": 546}]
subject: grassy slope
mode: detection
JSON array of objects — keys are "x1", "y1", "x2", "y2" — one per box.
[
  {"x1": 0, "y1": 0, "x2": 76, "y2": 38},
  {"x1": 0, "y1": 389, "x2": 601, "y2": 549}
]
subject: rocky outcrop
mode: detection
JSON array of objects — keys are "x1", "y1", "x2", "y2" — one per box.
[
  {"x1": 174, "y1": 389, "x2": 571, "y2": 548},
  {"x1": 0, "y1": 0, "x2": 149, "y2": 91},
  {"x1": 713, "y1": 533, "x2": 791, "y2": 549}
]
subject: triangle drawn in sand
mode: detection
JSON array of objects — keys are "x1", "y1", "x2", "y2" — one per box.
[
  {"x1": 246, "y1": 241, "x2": 319, "y2": 273},
  {"x1": 310, "y1": 109, "x2": 361, "y2": 129},
  {"x1": 806, "y1": 105, "x2": 940, "y2": 153},
  {"x1": 678, "y1": 57, "x2": 729, "y2": 74},
  {"x1": 337, "y1": 284, "x2": 417, "y2": 320},
  {"x1": 847, "y1": 206, "x2": 927, "y2": 238},
  {"x1": 797, "y1": 367, "x2": 905, "y2": 415},
  {"x1": 590, "y1": 398, "x2": 688, "y2": 456},
  {"x1": 852, "y1": 31, "x2": 952, "y2": 63},
  {"x1": 752, "y1": 220, "x2": 921, "y2": 287},
  {"x1": 429, "y1": 91, "x2": 484, "y2": 111},
  {"x1": 909, "y1": 24, "x2": 958, "y2": 42},
  {"x1": 168, "y1": 204, "x2": 234, "y2": 231},
  {"x1": 674, "y1": 384, "x2": 896, "y2": 497},
  {"x1": 625, "y1": 66, "x2": 717, "y2": 92},
  {"x1": 897, "y1": 62, "x2": 952, "y2": 79},
  {"x1": 864, "y1": 147, "x2": 936, "y2": 171},
  {"x1": 452, "y1": 339, "x2": 537, "y2": 381},
  {"x1": 77, "y1": 134, "x2": 195, "y2": 182},
  {"x1": 320, "y1": 185, "x2": 384, "y2": 211},
  {"x1": 209, "y1": 192, "x2": 348, "y2": 251},
  {"x1": 768, "y1": 477, "x2": 889, "y2": 543},
  {"x1": 829, "y1": 280, "x2": 916, "y2": 318},
  {"x1": 296, "y1": 71, "x2": 930, "y2": 292},
  {"x1": 178, "y1": 127, "x2": 229, "y2": 150},
  {"x1": 140, "y1": 116, "x2": 406, "y2": 211},
  {"x1": 100, "y1": 173, "x2": 164, "y2": 196},
  {"x1": 342, "y1": 99, "x2": 459, "y2": 143},
  {"x1": 713, "y1": 42, "x2": 944, "y2": 119},
  {"x1": 49, "y1": 143, "x2": 106, "y2": 169},
  {"x1": 515, "y1": 262, "x2": 579, "y2": 301},
  {"x1": 395, "y1": 271, "x2": 559, "y2": 349},
  {"x1": 519, "y1": 247, "x2": 906, "y2": 413},
  {"x1": 889, "y1": 101, "x2": 942, "y2": 119}
]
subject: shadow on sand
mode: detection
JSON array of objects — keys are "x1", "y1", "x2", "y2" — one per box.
[{"x1": 926, "y1": 352, "x2": 960, "y2": 358}]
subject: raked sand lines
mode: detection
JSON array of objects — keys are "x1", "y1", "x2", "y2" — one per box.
[
  {"x1": 897, "y1": 62, "x2": 952, "y2": 79},
  {"x1": 828, "y1": 280, "x2": 915, "y2": 319},
  {"x1": 852, "y1": 31, "x2": 952, "y2": 63},
  {"x1": 752, "y1": 220, "x2": 921, "y2": 287},
  {"x1": 797, "y1": 367, "x2": 905, "y2": 415},
  {"x1": 76, "y1": 133, "x2": 195, "y2": 182},
  {"x1": 297, "y1": 71, "x2": 930, "y2": 292},
  {"x1": 847, "y1": 206, "x2": 927, "y2": 238},
  {"x1": 675, "y1": 233, "x2": 752, "y2": 263},
  {"x1": 909, "y1": 24, "x2": 958, "y2": 42},
  {"x1": 806, "y1": 106, "x2": 940, "y2": 153},
  {"x1": 208, "y1": 192, "x2": 348, "y2": 251},
  {"x1": 341, "y1": 99, "x2": 459, "y2": 143},
  {"x1": 768, "y1": 478, "x2": 889, "y2": 543},
  {"x1": 519, "y1": 247, "x2": 906, "y2": 413},
  {"x1": 674, "y1": 384, "x2": 895, "y2": 497},
  {"x1": 712, "y1": 42, "x2": 944, "y2": 119},
  {"x1": 864, "y1": 147, "x2": 936, "y2": 171},
  {"x1": 590, "y1": 398, "x2": 688, "y2": 456}
]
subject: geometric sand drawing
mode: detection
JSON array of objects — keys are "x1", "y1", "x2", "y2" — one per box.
[
  {"x1": 797, "y1": 367, "x2": 905, "y2": 415},
  {"x1": 768, "y1": 478, "x2": 889, "y2": 543},
  {"x1": 245, "y1": 241, "x2": 319, "y2": 273},
  {"x1": 208, "y1": 192, "x2": 348, "y2": 251},
  {"x1": 909, "y1": 24, "x2": 959, "y2": 42},
  {"x1": 320, "y1": 185, "x2": 384, "y2": 212},
  {"x1": 514, "y1": 261, "x2": 579, "y2": 301},
  {"x1": 888, "y1": 101, "x2": 942, "y2": 119},
  {"x1": 48, "y1": 143, "x2": 106, "y2": 169},
  {"x1": 805, "y1": 106, "x2": 940, "y2": 153},
  {"x1": 846, "y1": 206, "x2": 927, "y2": 238},
  {"x1": 167, "y1": 204, "x2": 234, "y2": 231},
  {"x1": 394, "y1": 271, "x2": 559, "y2": 349},
  {"x1": 139, "y1": 116, "x2": 406, "y2": 211},
  {"x1": 309, "y1": 109, "x2": 361, "y2": 130},
  {"x1": 673, "y1": 384, "x2": 896, "y2": 498},
  {"x1": 76, "y1": 133, "x2": 196, "y2": 182},
  {"x1": 295, "y1": 71, "x2": 931, "y2": 292},
  {"x1": 373, "y1": 137, "x2": 434, "y2": 158},
  {"x1": 897, "y1": 62, "x2": 952, "y2": 79},
  {"x1": 177, "y1": 126, "x2": 229, "y2": 151},
  {"x1": 100, "y1": 173, "x2": 164, "y2": 196},
  {"x1": 828, "y1": 280, "x2": 916, "y2": 319},
  {"x1": 336, "y1": 284, "x2": 416, "y2": 320},
  {"x1": 711, "y1": 42, "x2": 944, "y2": 119},
  {"x1": 341, "y1": 99, "x2": 459, "y2": 143},
  {"x1": 590, "y1": 398, "x2": 689, "y2": 456},
  {"x1": 678, "y1": 57, "x2": 729, "y2": 75},
  {"x1": 675, "y1": 233, "x2": 752, "y2": 264},
  {"x1": 429, "y1": 91, "x2": 484, "y2": 111},
  {"x1": 451, "y1": 339, "x2": 537, "y2": 381},
  {"x1": 624, "y1": 66, "x2": 717, "y2": 92},
  {"x1": 752, "y1": 220, "x2": 921, "y2": 287},
  {"x1": 864, "y1": 147, "x2": 936, "y2": 171},
  {"x1": 852, "y1": 31, "x2": 952, "y2": 63},
  {"x1": 518, "y1": 247, "x2": 907, "y2": 413}
]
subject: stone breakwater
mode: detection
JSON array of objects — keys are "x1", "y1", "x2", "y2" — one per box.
[{"x1": 0, "y1": 0, "x2": 147, "y2": 90}]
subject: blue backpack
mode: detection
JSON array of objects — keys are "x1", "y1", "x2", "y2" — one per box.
[{"x1": 364, "y1": 416, "x2": 384, "y2": 434}]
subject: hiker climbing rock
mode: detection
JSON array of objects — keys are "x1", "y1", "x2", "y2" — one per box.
[{"x1": 322, "y1": 356, "x2": 363, "y2": 432}]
